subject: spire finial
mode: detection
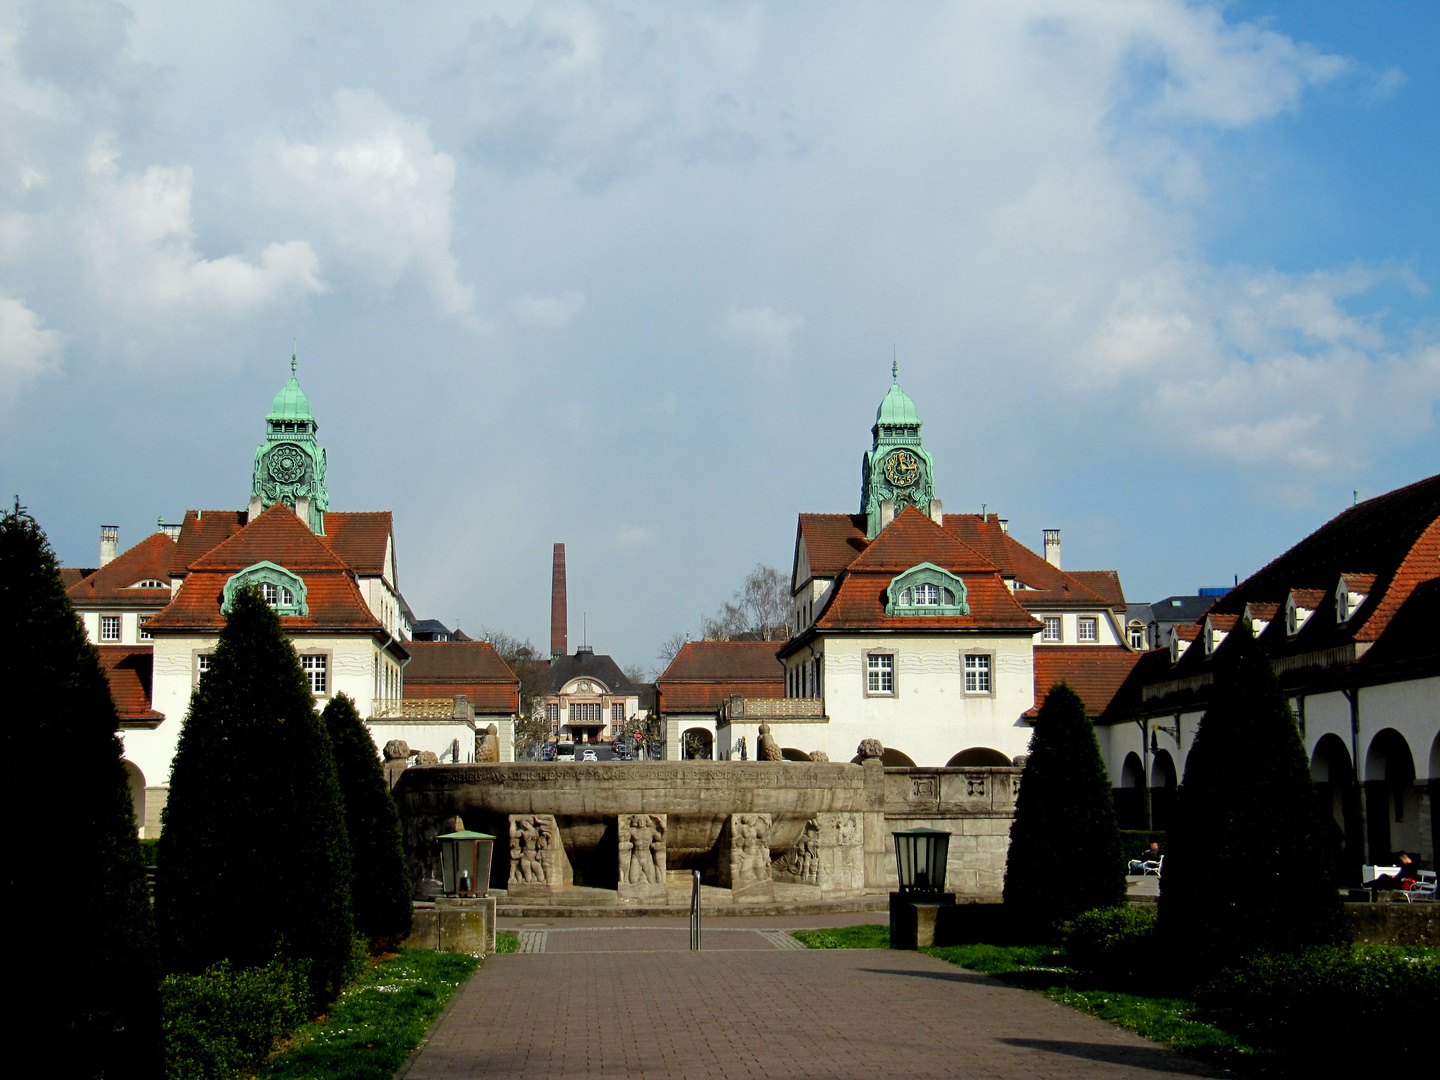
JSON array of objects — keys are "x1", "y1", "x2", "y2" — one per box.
[
  {"x1": 892, "y1": 350, "x2": 898, "y2": 383},
  {"x1": 291, "y1": 344, "x2": 297, "y2": 378}
]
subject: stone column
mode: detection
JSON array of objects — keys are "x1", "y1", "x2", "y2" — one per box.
[
  {"x1": 507, "y1": 814, "x2": 573, "y2": 898},
  {"x1": 616, "y1": 814, "x2": 668, "y2": 902},
  {"x1": 858, "y1": 740, "x2": 889, "y2": 891},
  {"x1": 716, "y1": 813, "x2": 775, "y2": 902}
]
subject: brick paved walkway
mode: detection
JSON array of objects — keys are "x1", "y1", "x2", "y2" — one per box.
[{"x1": 404, "y1": 936, "x2": 1225, "y2": 1079}]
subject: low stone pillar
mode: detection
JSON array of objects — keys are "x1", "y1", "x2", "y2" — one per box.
[
  {"x1": 889, "y1": 892, "x2": 956, "y2": 950},
  {"x1": 508, "y1": 814, "x2": 573, "y2": 898},
  {"x1": 617, "y1": 814, "x2": 668, "y2": 902},
  {"x1": 717, "y1": 813, "x2": 775, "y2": 902},
  {"x1": 383, "y1": 740, "x2": 410, "y2": 790},
  {"x1": 401, "y1": 898, "x2": 497, "y2": 956}
]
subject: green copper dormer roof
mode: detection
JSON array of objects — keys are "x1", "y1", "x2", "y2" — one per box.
[
  {"x1": 875, "y1": 380, "x2": 921, "y2": 427},
  {"x1": 267, "y1": 357, "x2": 315, "y2": 423}
]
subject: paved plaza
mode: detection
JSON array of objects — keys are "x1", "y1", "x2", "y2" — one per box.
[{"x1": 403, "y1": 919, "x2": 1222, "y2": 1080}]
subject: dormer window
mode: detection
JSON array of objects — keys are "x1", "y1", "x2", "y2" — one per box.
[
  {"x1": 885, "y1": 563, "x2": 969, "y2": 617},
  {"x1": 1335, "y1": 575, "x2": 1371, "y2": 623},
  {"x1": 1171, "y1": 636, "x2": 1188, "y2": 662},
  {"x1": 222, "y1": 561, "x2": 308, "y2": 617},
  {"x1": 127, "y1": 579, "x2": 168, "y2": 589},
  {"x1": 1206, "y1": 625, "x2": 1226, "y2": 654},
  {"x1": 1285, "y1": 591, "x2": 1317, "y2": 637}
]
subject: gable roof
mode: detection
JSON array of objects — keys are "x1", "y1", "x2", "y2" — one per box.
[
  {"x1": 656, "y1": 640, "x2": 785, "y2": 714},
  {"x1": 67, "y1": 532, "x2": 176, "y2": 607},
  {"x1": 97, "y1": 645, "x2": 161, "y2": 722},
  {"x1": 170, "y1": 510, "x2": 248, "y2": 575},
  {"x1": 942, "y1": 514, "x2": 1120, "y2": 608},
  {"x1": 795, "y1": 514, "x2": 868, "y2": 580},
  {"x1": 189, "y1": 502, "x2": 350, "y2": 571},
  {"x1": 319, "y1": 512, "x2": 394, "y2": 578},
  {"x1": 403, "y1": 641, "x2": 520, "y2": 713},
  {"x1": 1028, "y1": 646, "x2": 1142, "y2": 718}
]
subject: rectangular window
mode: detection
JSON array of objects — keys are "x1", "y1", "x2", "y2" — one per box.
[
  {"x1": 612, "y1": 702, "x2": 625, "y2": 727},
  {"x1": 100, "y1": 615, "x2": 121, "y2": 641},
  {"x1": 195, "y1": 653, "x2": 213, "y2": 686},
  {"x1": 866, "y1": 652, "x2": 895, "y2": 694},
  {"x1": 1128, "y1": 625, "x2": 1145, "y2": 649},
  {"x1": 964, "y1": 654, "x2": 992, "y2": 693},
  {"x1": 1042, "y1": 617, "x2": 1061, "y2": 642},
  {"x1": 301, "y1": 654, "x2": 328, "y2": 694},
  {"x1": 138, "y1": 616, "x2": 152, "y2": 641},
  {"x1": 546, "y1": 703, "x2": 560, "y2": 728},
  {"x1": 1078, "y1": 617, "x2": 1098, "y2": 642},
  {"x1": 262, "y1": 581, "x2": 279, "y2": 605}
]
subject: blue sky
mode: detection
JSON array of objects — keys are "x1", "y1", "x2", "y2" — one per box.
[{"x1": 2, "y1": 1, "x2": 1437, "y2": 673}]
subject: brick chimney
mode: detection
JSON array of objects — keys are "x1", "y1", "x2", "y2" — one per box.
[
  {"x1": 100, "y1": 525, "x2": 119, "y2": 566},
  {"x1": 1044, "y1": 529, "x2": 1061, "y2": 569},
  {"x1": 550, "y1": 543, "x2": 567, "y2": 659}
]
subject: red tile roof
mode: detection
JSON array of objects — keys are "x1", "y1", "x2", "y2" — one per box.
[
  {"x1": 809, "y1": 509, "x2": 1040, "y2": 633},
  {"x1": 1354, "y1": 515, "x2": 1440, "y2": 643},
  {"x1": 319, "y1": 512, "x2": 393, "y2": 577},
  {"x1": 97, "y1": 645, "x2": 161, "y2": 721},
  {"x1": 657, "y1": 641, "x2": 785, "y2": 713},
  {"x1": 403, "y1": 641, "x2": 520, "y2": 713},
  {"x1": 147, "y1": 505, "x2": 383, "y2": 634},
  {"x1": 170, "y1": 510, "x2": 247, "y2": 575},
  {"x1": 1028, "y1": 646, "x2": 1142, "y2": 718},
  {"x1": 1068, "y1": 570, "x2": 1126, "y2": 608},
  {"x1": 66, "y1": 532, "x2": 176, "y2": 607},
  {"x1": 61, "y1": 567, "x2": 97, "y2": 588},
  {"x1": 795, "y1": 514, "x2": 868, "y2": 580},
  {"x1": 943, "y1": 515, "x2": 1119, "y2": 608}
]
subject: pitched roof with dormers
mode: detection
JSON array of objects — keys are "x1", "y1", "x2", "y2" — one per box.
[
  {"x1": 941, "y1": 515, "x2": 1122, "y2": 609},
  {"x1": 146, "y1": 503, "x2": 386, "y2": 635},
  {"x1": 97, "y1": 645, "x2": 162, "y2": 722},
  {"x1": 67, "y1": 532, "x2": 176, "y2": 609},
  {"x1": 797, "y1": 509, "x2": 1041, "y2": 638},
  {"x1": 1100, "y1": 473, "x2": 1440, "y2": 722},
  {"x1": 656, "y1": 640, "x2": 785, "y2": 714},
  {"x1": 402, "y1": 641, "x2": 520, "y2": 714}
]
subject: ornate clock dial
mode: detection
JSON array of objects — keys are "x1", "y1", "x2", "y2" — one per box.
[
  {"x1": 884, "y1": 449, "x2": 921, "y2": 488},
  {"x1": 267, "y1": 443, "x2": 308, "y2": 484}
]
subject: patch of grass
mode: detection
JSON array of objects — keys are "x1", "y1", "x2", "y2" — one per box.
[
  {"x1": 259, "y1": 950, "x2": 479, "y2": 1080},
  {"x1": 495, "y1": 931, "x2": 519, "y2": 954},
  {"x1": 927, "y1": 943, "x2": 1063, "y2": 975},
  {"x1": 791, "y1": 924, "x2": 889, "y2": 949}
]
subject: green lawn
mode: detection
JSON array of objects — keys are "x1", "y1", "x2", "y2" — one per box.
[
  {"x1": 259, "y1": 950, "x2": 479, "y2": 1080},
  {"x1": 792, "y1": 923, "x2": 890, "y2": 949}
]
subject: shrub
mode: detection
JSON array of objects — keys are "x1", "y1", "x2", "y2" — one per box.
[
  {"x1": 1063, "y1": 906, "x2": 1157, "y2": 984},
  {"x1": 1004, "y1": 683, "x2": 1126, "y2": 936},
  {"x1": 1200, "y1": 947, "x2": 1440, "y2": 1064},
  {"x1": 158, "y1": 586, "x2": 354, "y2": 1004},
  {"x1": 161, "y1": 959, "x2": 309, "y2": 1080},
  {"x1": 322, "y1": 694, "x2": 413, "y2": 949},
  {"x1": 1161, "y1": 625, "x2": 1347, "y2": 978},
  {"x1": 2, "y1": 506, "x2": 160, "y2": 1076}
]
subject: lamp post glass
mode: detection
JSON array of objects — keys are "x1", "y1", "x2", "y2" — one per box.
[
  {"x1": 438, "y1": 830, "x2": 495, "y2": 897},
  {"x1": 893, "y1": 827, "x2": 951, "y2": 894}
]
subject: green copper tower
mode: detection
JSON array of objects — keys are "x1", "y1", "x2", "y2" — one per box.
[
  {"x1": 860, "y1": 363, "x2": 936, "y2": 538},
  {"x1": 251, "y1": 355, "x2": 328, "y2": 533}
]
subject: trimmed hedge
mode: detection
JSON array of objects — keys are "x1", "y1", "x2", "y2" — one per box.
[
  {"x1": 1201, "y1": 947, "x2": 1439, "y2": 1062},
  {"x1": 161, "y1": 959, "x2": 309, "y2": 1080},
  {"x1": 1063, "y1": 906, "x2": 1157, "y2": 985}
]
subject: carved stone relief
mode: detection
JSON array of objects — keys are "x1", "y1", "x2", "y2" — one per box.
[
  {"x1": 617, "y1": 813, "x2": 668, "y2": 900},
  {"x1": 771, "y1": 818, "x2": 820, "y2": 886},
  {"x1": 507, "y1": 814, "x2": 573, "y2": 896},
  {"x1": 717, "y1": 813, "x2": 775, "y2": 901}
]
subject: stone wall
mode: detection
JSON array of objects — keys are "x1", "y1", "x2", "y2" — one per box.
[{"x1": 392, "y1": 759, "x2": 1021, "y2": 900}]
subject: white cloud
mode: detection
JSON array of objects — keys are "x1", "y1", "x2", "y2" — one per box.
[
  {"x1": 259, "y1": 91, "x2": 472, "y2": 314},
  {"x1": 717, "y1": 304, "x2": 804, "y2": 363},
  {"x1": 0, "y1": 294, "x2": 62, "y2": 403},
  {"x1": 511, "y1": 290, "x2": 586, "y2": 328},
  {"x1": 76, "y1": 140, "x2": 324, "y2": 315}
]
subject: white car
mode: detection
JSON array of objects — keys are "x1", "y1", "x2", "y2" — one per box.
[{"x1": 581, "y1": 748, "x2": 598, "y2": 761}]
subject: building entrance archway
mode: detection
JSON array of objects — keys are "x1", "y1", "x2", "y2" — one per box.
[{"x1": 1365, "y1": 729, "x2": 1418, "y2": 864}]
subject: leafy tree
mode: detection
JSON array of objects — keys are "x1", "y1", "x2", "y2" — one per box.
[
  {"x1": 481, "y1": 627, "x2": 549, "y2": 757},
  {"x1": 322, "y1": 694, "x2": 413, "y2": 949},
  {"x1": 157, "y1": 586, "x2": 354, "y2": 1004},
  {"x1": 2, "y1": 504, "x2": 161, "y2": 1078},
  {"x1": 655, "y1": 631, "x2": 688, "y2": 675},
  {"x1": 1161, "y1": 624, "x2": 1347, "y2": 976},
  {"x1": 1003, "y1": 682, "x2": 1126, "y2": 934}
]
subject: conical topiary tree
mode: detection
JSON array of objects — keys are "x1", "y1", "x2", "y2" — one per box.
[
  {"x1": 1004, "y1": 682, "x2": 1126, "y2": 934},
  {"x1": 157, "y1": 586, "x2": 354, "y2": 1003},
  {"x1": 2, "y1": 504, "x2": 160, "y2": 1077},
  {"x1": 322, "y1": 693, "x2": 413, "y2": 948},
  {"x1": 1161, "y1": 623, "x2": 1348, "y2": 977}
]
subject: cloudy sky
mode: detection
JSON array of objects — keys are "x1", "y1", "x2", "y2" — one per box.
[{"x1": 3, "y1": 1, "x2": 1436, "y2": 673}]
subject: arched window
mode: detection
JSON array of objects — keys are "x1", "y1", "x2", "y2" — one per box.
[
  {"x1": 222, "y1": 561, "x2": 308, "y2": 617},
  {"x1": 885, "y1": 563, "x2": 969, "y2": 617}
]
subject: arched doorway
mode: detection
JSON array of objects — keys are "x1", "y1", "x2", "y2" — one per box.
[
  {"x1": 946, "y1": 747, "x2": 1012, "y2": 767},
  {"x1": 681, "y1": 728, "x2": 714, "y2": 760},
  {"x1": 1115, "y1": 752, "x2": 1145, "y2": 830},
  {"x1": 1149, "y1": 751, "x2": 1176, "y2": 830},
  {"x1": 1365, "y1": 729, "x2": 1417, "y2": 863},
  {"x1": 121, "y1": 760, "x2": 145, "y2": 838},
  {"x1": 1310, "y1": 733, "x2": 1361, "y2": 882}
]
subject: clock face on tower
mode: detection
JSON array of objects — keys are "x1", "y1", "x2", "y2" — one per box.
[
  {"x1": 267, "y1": 443, "x2": 309, "y2": 485},
  {"x1": 883, "y1": 449, "x2": 921, "y2": 488}
]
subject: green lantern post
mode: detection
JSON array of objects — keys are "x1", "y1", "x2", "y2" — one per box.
[
  {"x1": 437, "y1": 830, "x2": 495, "y2": 898},
  {"x1": 889, "y1": 827, "x2": 956, "y2": 949}
]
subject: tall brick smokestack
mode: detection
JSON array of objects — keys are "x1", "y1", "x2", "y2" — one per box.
[{"x1": 550, "y1": 543, "x2": 567, "y2": 659}]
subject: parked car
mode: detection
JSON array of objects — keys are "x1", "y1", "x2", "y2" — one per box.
[{"x1": 581, "y1": 748, "x2": 598, "y2": 761}]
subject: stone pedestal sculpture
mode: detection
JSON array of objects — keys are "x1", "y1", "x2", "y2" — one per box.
[
  {"x1": 717, "y1": 813, "x2": 775, "y2": 902},
  {"x1": 616, "y1": 813, "x2": 668, "y2": 902},
  {"x1": 771, "y1": 818, "x2": 820, "y2": 886},
  {"x1": 508, "y1": 814, "x2": 573, "y2": 898},
  {"x1": 757, "y1": 723, "x2": 783, "y2": 761},
  {"x1": 475, "y1": 723, "x2": 501, "y2": 763},
  {"x1": 383, "y1": 739, "x2": 409, "y2": 790}
]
